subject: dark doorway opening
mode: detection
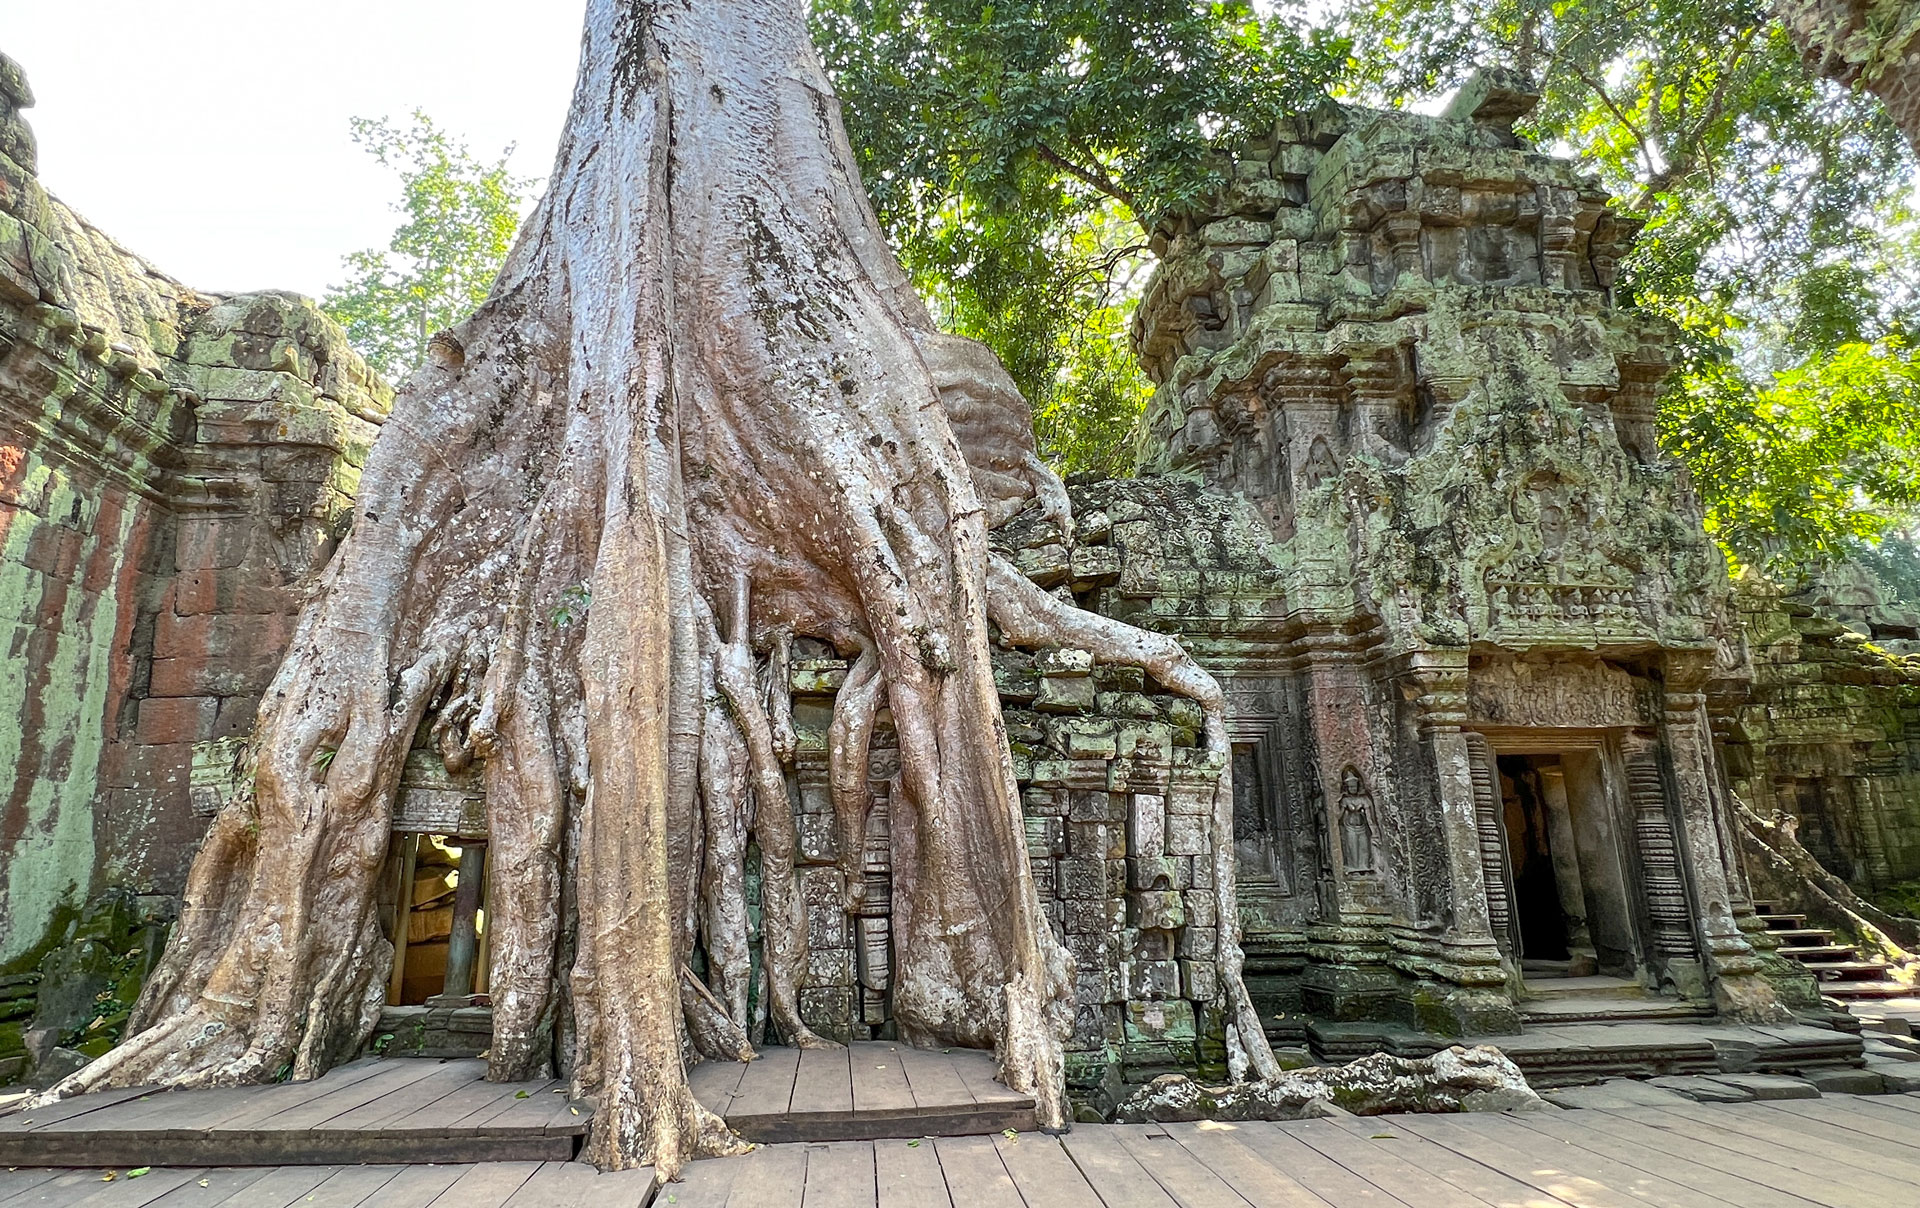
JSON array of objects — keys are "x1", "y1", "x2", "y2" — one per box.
[{"x1": 1498, "y1": 755, "x2": 1570, "y2": 965}]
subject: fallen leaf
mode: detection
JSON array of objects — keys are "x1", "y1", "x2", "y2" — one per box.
[
  {"x1": 907, "y1": 1139, "x2": 920, "y2": 1148},
  {"x1": 515, "y1": 1090, "x2": 531, "y2": 1099},
  {"x1": 1371, "y1": 1133, "x2": 1396, "y2": 1140},
  {"x1": 571, "y1": 1107, "x2": 581, "y2": 1115},
  {"x1": 100, "y1": 1173, "x2": 116, "y2": 1182},
  {"x1": 199, "y1": 1179, "x2": 210, "y2": 1187},
  {"x1": 128, "y1": 1167, "x2": 150, "y2": 1178}
]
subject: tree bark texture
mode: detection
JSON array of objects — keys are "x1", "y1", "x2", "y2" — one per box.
[{"x1": 34, "y1": 0, "x2": 1274, "y2": 1178}]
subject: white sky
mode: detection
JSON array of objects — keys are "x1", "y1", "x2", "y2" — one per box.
[{"x1": 0, "y1": 2, "x2": 587, "y2": 298}]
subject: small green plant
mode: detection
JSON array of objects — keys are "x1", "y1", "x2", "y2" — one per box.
[
  {"x1": 311, "y1": 746, "x2": 337, "y2": 774},
  {"x1": 549, "y1": 581, "x2": 593, "y2": 628}
]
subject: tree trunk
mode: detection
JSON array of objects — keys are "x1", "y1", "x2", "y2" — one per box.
[{"x1": 33, "y1": 0, "x2": 1274, "y2": 1179}]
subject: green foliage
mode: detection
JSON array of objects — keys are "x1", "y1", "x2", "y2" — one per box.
[
  {"x1": 323, "y1": 112, "x2": 531, "y2": 382},
  {"x1": 1662, "y1": 334, "x2": 1920, "y2": 569},
  {"x1": 813, "y1": 1, "x2": 1344, "y2": 474},
  {"x1": 1337, "y1": 0, "x2": 1920, "y2": 571}
]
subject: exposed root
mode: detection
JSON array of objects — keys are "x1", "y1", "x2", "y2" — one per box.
[
  {"x1": 710, "y1": 579, "x2": 832, "y2": 1050},
  {"x1": 986, "y1": 553, "x2": 1281, "y2": 1081},
  {"x1": 698, "y1": 677, "x2": 755, "y2": 1031},
  {"x1": 1737, "y1": 796, "x2": 1920, "y2": 974},
  {"x1": 828, "y1": 640, "x2": 884, "y2": 911}
]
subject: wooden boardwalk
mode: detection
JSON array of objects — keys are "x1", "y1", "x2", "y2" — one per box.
[
  {"x1": 688, "y1": 1041, "x2": 1035, "y2": 1142},
  {"x1": 0, "y1": 1058, "x2": 586, "y2": 1166},
  {"x1": 0, "y1": 1092, "x2": 1915, "y2": 1206}
]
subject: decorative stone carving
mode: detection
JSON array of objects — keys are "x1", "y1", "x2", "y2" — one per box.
[
  {"x1": 1625, "y1": 740, "x2": 1698, "y2": 961},
  {"x1": 1338, "y1": 767, "x2": 1376, "y2": 875}
]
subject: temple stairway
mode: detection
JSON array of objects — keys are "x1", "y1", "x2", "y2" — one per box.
[
  {"x1": 1516, "y1": 972, "x2": 1714, "y2": 1026},
  {"x1": 1752, "y1": 900, "x2": 1914, "y2": 1003}
]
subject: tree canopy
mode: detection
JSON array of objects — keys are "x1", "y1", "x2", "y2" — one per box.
[
  {"x1": 817, "y1": 0, "x2": 1920, "y2": 575},
  {"x1": 322, "y1": 112, "x2": 531, "y2": 382},
  {"x1": 811, "y1": 0, "x2": 1346, "y2": 474}
]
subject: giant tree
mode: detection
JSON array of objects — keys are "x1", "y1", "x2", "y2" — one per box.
[{"x1": 36, "y1": 0, "x2": 1276, "y2": 1179}]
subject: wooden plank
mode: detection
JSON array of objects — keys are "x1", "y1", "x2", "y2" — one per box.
[
  {"x1": 1160, "y1": 1121, "x2": 1338, "y2": 1208},
  {"x1": 787, "y1": 1048, "x2": 853, "y2": 1118},
  {"x1": 0, "y1": 1086, "x2": 161, "y2": 1133},
  {"x1": 1279, "y1": 1118, "x2": 1501, "y2": 1208},
  {"x1": 689, "y1": 1060, "x2": 751, "y2": 1117},
  {"x1": 1732, "y1": 1101, "x2": 1920, "y2": 1167},
  {"x1": 500, "y1": 1162, "x2": 653, "y2": 1208},
  {"x1": 894, "y1": 1048, "x2": 972, "y2": 1114},
  {"x1": 731, "y1": 1048, "x2": 801, "y2": 1119},
  {"x1": 0, "y1": 1169, "x2": 106, "y2": 1206},
  {"x1": 1489, "y1": 1109, "x2": 1812, "y2": 1208},
  {"x1": 243, "y1": 1059, "x2": 450, "y2": 1130},
  {"x1": 274, "y1": 1166, "x2": 403, "y2": 1208},
  {"x1": 317, "y1": 1059, "x2": 486, "y2": 1129},
  {"x1": 453, "y1": 1080, "x2": 564, "y2": 1133},
  {"x1": 331, "y1": 1165, "x2": 466, "y2": 1208},
  {"x1": 139, "y1": 1169, "x2": 279, "y2": 1208},
  {"x1": 102, "y1": 1061, "x2": 397, "y2": 1134},
  {"x1": 43, "y1": 1168, "x2": 203, "y2": 1208},
  {"x1": 929, "y1": 1136, "x2": 1024, "y2": 1208},
  {"x1": 1058, "y1": 1126, "x2": 1181, "y2": 1207},
  {"x1": 1236, "y1": 1124, "x2": 1416, "y2": 1208},
  {"x1": 203, "y1": 1166, "x2": 341, "y2": 1207},
  {"x1": 992, "y1": 1133, "x2": 1099, "y2": 1208},
  {"x1": 1321, "y1": 1113, "x2": 1582, "y2": 1208},
  {"x1": 850, "y1": 1045, "x2": 916, "y2": 1118},
  {"x1": 947, "y1": 1051, "x2": 1028, "y2": 1107},
  {"x1": 1107, "y1": 1124, "x2": 1260, "y2": 1208},
  {"x1": 665, "y1": 1154, "x2": 744, "y2": 1208},
  {"x1": 723, "y1": 1142, "x2": 809, "y2": 1208},
  {"x1": 1394, "y1": 1114, "x2": 1713, "y2": 1208},
  {"x1": 421, "y1": 1162, "x2": 541, "y2": 1208},
  {"x1": 0, "y1": 1169, "x2": 66, "y2": 1202},
  {"x1": 802, "y1": 1140, "x2": 877, "y2": 1208},
  {"x1": 1645, "y1": 1103, "x2": 1920, "y2": 1183},
  {"x1": 385, "y1": 1077, "x2": 534, "y2": 1134},
  {"x1": 1574, "y1": 1107, "x2": 1904, "y2": 1208},
  {"x1": 873, "y1": 1137, "x2": 952, "y2": 1208},
  {"x1": 1765, "y1": 1095, "x2": 1920, "y2": 1148}
]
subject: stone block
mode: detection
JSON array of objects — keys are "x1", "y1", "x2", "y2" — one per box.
[
  {"x1": 1070, "y1": 544, "x2": 1121, "y2": 585},
  {"x1": 1647, "y1": 1075, "x2": 1754, "y2": 1102},
  {"x1": 1035, "y1": 647, "x2": 1094, "y2": 676},
  {"x1": 1060, "y1": 856, "x2": 1106, "y2": 900},
  {"x1": 1065, "y1": 898, "x2": 1127, "y2": 935},
  {"x1": 1124, "y1": 959, "x2": 1182, "y2": 1001},
  {"x1": 1049, "y1": 717, "x2": 1117, "y2": 760},
  {"x1": 1797, "y1": 1067, "x2": 1884, "y2": 1095},
  {"x1": 1165, "y1": 814, "x2": 1209, "y2": 857},
  {"x1": 1182, "y1": 960, "x2": 1219, "y2": 1001},
  {"x1": 1177, "y1": 926, "x2": 1217, "y2": 959},
  {"x1": 1035, "y1": 675, "x2": 1097, "y2": 713},
  {"x1": 1130, "y1": 890, "x2": 1185, "y2": 931},
  {"x1": 1125, "y1": 998, "x2": 1196, "y2": 1043},
  {"x1": 1025, "y1": 815, "x2": 1065, "y2": 859},
  {"x1": 1703, "y1": 1073, "x2": 1818, "y2": 1100},
  {"x1": 134, "y1": 695, "x2": 218, "y2": 745},
  {"x1": 1129, "y1": 856, "x2": 1190, "y2": 892},
  {"x1": 1182, "y1": 890, "x2": 1217, "y2": 928},
  {"x1": 1130, "y1": 794, "x2": 1166, "y2": 858},
  {"x1": 1016, "y1": 543, "x2": 1071, "y2": 585},
  {"x1": 807, "y1": 904, "x2": 848, "y2": 951},
  {"x1": 1866, "y1": 1059, "x2": 1920, "y2": 1092},
  {"x1": 1069, "y1": 789, "x2": 1123, "y2": 822}
]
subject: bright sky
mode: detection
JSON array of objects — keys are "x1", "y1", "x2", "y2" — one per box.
[{"x1": 0, "y1": 2, "x2": 587, "y2": 298}]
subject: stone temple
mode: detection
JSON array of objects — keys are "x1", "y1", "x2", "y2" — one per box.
[{"x1": 2, "y1": 54, "x2": 1917, "y2": 1105}]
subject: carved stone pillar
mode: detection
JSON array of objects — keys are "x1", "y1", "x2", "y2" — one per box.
[
  {"x1": 1538, "y1": 765, "x2": 1596, "y2": 971},
  {"x1": 1463, "y1": 732, "x2": 1514, "y2": 958},
  {"x1": 1622, "y1": 740, "x2": 1695, "y2": 962}
]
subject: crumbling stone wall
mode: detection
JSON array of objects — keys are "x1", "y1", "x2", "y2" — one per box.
[
  {"x1": 0, "y1": 53, "x2": 388, "y2": 1082},
  {"x1": 1722, "y1": 572, "x2": 1920, "y2": 897}
]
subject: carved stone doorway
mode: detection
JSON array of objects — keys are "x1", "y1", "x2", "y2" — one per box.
[{"x1": 1497, "y1": 755, "x2": 1595, "y2": 977}]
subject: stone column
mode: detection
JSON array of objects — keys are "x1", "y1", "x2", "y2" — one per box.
[
  {"x1": 1538, "y1": 765, "x2": 1597, "y2": 972},
  {"x1": 1658, "y1": 671, "x2": 1788, "y2": 1021},
  {"x1": 1463, "y1": 731, "x2": 1514, "y2": 958},
  {"x1": 1390, "y1": 653, "x2": 1516, "y2": 1035}
]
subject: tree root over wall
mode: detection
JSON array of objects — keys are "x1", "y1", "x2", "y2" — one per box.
[
  {"x1": 28, "y1": 0, "x2": 1278, "y2": 1181},
  {"x1": 1737, "y1": 796, "x2": 1920, "y2": 977}
]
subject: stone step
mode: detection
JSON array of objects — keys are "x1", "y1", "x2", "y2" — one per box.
[
  {"x1": 1804, "y1": 960, "x2": 1896, "y2": 980},
  {"x1": 1522, "y1": 975, "x2": 1650, "y2": 1001},
  {"x1": 1778, "y1": 944, "x2": 1860, "y2": 961},
  {"x1": 1766, "y1": 928, "x2": 1837, "y2": 944},
  {"x1": 1759, "y1": 912, "x2": 1808, "y2": 928},
  {"x1": 1517, "y1": 997, "x2": 1713, "y2": 1025},
  {"x1": 1825, "y1": 981, "x2": 1918, "y2": 1001}
]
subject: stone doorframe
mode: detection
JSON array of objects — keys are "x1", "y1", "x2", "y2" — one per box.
[{"x1": 1464, "y1": 727, "x2": 1676, "y2": 996}]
